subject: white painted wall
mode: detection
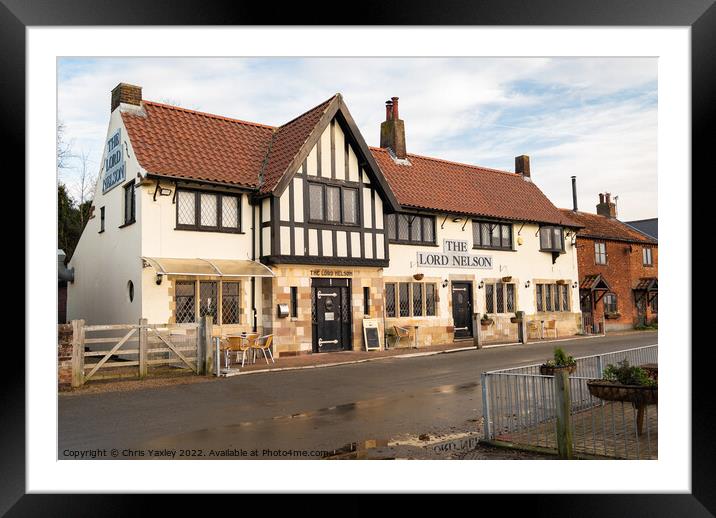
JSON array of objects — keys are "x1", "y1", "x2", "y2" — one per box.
[
  {"x1": 67, "y1": 107, "x2": 144, "y2": 325},
  {"x1": 383, "y1": 218, "x2": 581, "y2": 318}
]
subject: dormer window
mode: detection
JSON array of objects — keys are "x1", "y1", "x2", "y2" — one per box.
[{"x1": 539, "y1": 226, "x2": 564, "y2": 252}]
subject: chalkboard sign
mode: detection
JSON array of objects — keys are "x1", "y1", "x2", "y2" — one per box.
[{"x1": 362, "y1": 319, "x2": 382, "y2": 351}]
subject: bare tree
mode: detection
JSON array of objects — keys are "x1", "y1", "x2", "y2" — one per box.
[
  {"x1": 74, "y1": 150, "x2": 97, "y2": 227},
  {"x1": 57, "y1": 120, "x2": 74, "y2": 171}
]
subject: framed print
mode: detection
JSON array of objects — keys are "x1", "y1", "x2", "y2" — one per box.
[{"x1": 7, "y1": 0, "x2": 708, "y2": 511}]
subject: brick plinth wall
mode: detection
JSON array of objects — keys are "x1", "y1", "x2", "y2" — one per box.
[{"x1": 58, "y1": 323, "x2": 73, "y2": 390}]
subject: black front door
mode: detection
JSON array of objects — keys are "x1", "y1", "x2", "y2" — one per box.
[
  {"x1": 312, "y1": 278, "x2": 352, "y2": 352},
  {"x1": 451, "y1": 282, "x2": 473, "y2": 339}
]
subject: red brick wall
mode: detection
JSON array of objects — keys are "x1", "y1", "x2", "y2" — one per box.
[{"x1": 575, "y1": 238, "x2": 658, "y2": 330}]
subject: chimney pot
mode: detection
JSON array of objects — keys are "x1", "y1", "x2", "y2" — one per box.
[
  {"x1": 111, "y1": 83, "x2": 142, "y2": 113},
  {"x1": 596, "y1": 192, "x2": 617, "y2": 218},
  {"x1": 515, "y1": 155, "x2": 531, "y2": 178},
  {"x1": 380, "y1": 96, "x2": 407, "y2": 159}
]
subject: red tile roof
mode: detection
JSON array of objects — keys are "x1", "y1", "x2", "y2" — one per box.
[
  {"x1": 259, "y1": 96, "x2": 336, "y2": 193},
  {"x1": 371, "y1": 148, "x2": 580, "y2": 226},
  {"x1": 559, "y1": 209, "x2": 657, "y2": 244},
  {"x1": 122, "y1": 101, "x2": 275, "y2": 188}
]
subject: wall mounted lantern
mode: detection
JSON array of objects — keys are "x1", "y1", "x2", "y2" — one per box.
[
  {"x1": 442, "y1": 279, "x2": 449, "y2": 288},
  {"x1": 478, "y1": 280, "x2": 485, "y2": 289},
  {"x1": 525, "y1": 280, "x2": 531, "y2": 288}
]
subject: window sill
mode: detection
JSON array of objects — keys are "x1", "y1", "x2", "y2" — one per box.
[
  {"x1": 118, "y1": 220, "x2": 136, "y2": 229},
  {"x1": 540, "y1": 249, "x2": 564, "y2": 253},
  {"x1": 98, "y1": 230, "x2": 105, "y2": 234},
  {"x1": 388, "y1": 240, "x2": 439, "y2": 247},
  {"x1": 473, "y1": 246, "x2": 515, "y2": 252},
  {"x1": 174, "y1": 227, "x2": 245, "y2": 235}
]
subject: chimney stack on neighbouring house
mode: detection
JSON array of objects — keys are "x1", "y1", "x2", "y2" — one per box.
[
  {"x1": 111, "y1": 83, "x2": 142, "y2": 113},
  {"x1": 515, "y1": 155, "x2": 531, "y2": 180},
  {"x1": 380, "y1": 96, "x2": 407, "y2": 159},
  {"x1": 571, "y1": 176, "x2": 578, "y2": 211},
  {"x1": 596, "y1": 192, "x2": 617, "y2": 218}
]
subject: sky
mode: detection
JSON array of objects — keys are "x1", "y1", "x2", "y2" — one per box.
[{"x1": 57, "y1": 57, "x2": 657, "y2": 220}]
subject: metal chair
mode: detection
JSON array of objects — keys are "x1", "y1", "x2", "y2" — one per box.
[
  {"x1": 218, "y1": 337, "x2": 232, "y2": 369},
  {"x1": 251, "y1": 334, "x2": 275, "y2": 365},
  {"x1": 227, "y1": 335, "x2": 253, "y2": 367},
  {"x1": 393, "y1": 325, "x2": 410, "y2": 348}
]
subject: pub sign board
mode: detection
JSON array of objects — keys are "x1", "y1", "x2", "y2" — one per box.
[
  {"x1": 416, "y1": 239, "x2": 493, "y2": 269},
  {"x1": 102, "y1": 128, "x2": 126, "y2": 194}
]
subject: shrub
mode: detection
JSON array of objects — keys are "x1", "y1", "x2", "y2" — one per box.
[
  {"x1": 543, "y1": 347, "x2": 576, "y2": 367},
  {"x1": 602, "y1": 359, "x2": 656, "y2": 387}
]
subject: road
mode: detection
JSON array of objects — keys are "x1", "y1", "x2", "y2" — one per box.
[{"x1": 58, "y1": 332, "x2": 657, "y2": 459}]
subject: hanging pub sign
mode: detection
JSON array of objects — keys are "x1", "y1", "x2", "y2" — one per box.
[
  {"x1": 416, "y1": 239, "x2": 493, "y2": 269},
  {"x1": 102, "y1": 128, "x2": 126, "y2": 194}
]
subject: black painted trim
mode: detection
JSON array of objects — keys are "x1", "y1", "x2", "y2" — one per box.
[{"x1": 262, "y1": 255, "x2": 389, "y2": 267}]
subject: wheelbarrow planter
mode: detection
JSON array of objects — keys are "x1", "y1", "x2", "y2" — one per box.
[
  {"x1": 539, "y1": 364, "x2": 577, "y2": 376},
  {"x1": 586, "y1": 380, "x2": 658, "y2": 435}
]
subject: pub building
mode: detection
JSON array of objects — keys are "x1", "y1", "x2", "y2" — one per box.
[
  {"x1": 67, "y1": 83, "x2": 584, "y2": 356},
  {"x1": 560, "y1": 189, "x2": 658, "y2": 332}
]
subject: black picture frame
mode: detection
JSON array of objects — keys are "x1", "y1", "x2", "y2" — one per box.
[{"x1": 8, "y1": 0, "x2": 707, "y2": 512}]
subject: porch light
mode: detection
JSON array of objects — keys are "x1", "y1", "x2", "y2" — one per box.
[
  {"x1": 525, "y1": 280, "x2": 531, "y2": 288},
  {"x1": 478, "y1": 280, "x2": 484, "y2": 289},
  {"x1": 572, "y1": 281, "x2": 579, "y2": 288},
  {"x1": 442, "y1": 279, "x2": 449, "y2": 288},
  {"x1": 156, "y1": 273, "x2": 163, "y2": 285}
]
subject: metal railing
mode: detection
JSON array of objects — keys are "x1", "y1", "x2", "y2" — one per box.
[{"x1": 481, "y1": 345, "x2": 658, "y2": 459}]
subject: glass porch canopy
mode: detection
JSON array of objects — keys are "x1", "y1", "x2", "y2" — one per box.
[{"x1": 142, "y1": 257, "x2": 275, "y2": 277}]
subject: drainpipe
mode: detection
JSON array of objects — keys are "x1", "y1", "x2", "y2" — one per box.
[
  {"x1": 250, "y1": 199, "x2": 257, "y2": 333},
  {"x1": 58, "y1": 250, "x2": 74, "y2": 283}
]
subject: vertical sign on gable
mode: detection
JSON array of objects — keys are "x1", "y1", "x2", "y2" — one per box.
[{"x1": 102, "y1": 128, "x2": 125, "y2": 194}]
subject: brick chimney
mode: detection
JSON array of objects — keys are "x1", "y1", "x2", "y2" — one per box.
[
  {"x1": 111, "y1": 83, "x2": 142, "y2": 113},
  {"x1": 380, "y1": 97, "x2": 407, "y2": 159},
  {"x1": 596, "y1": 192, "x2": 617, "y2": 218},
  {"x1": 515, "y1": 155, "x2": 531, "y2": 179}
]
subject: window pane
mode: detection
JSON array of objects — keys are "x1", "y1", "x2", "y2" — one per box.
[
  {"x1": 545, "y1": 284, "x2": 552, "y2": 311},
  {"x1": 343, "y1": 188, "x2": 358, "y2": 224},
  {"x1": 554, "y1": 286, "x2": 561, "y2": 311},
  {"x1": 412, "y1": 283, "x2": 423, "y2": 316},
  {"x1": 386, "y1": 214, "x2": 397, "y2": 240},
  {"x1": 472, "y1": 221, "x2": 481, "y2": 246},
  {"x1": 422, "y1": 217, "x2": 434, "y2": 243},
  {"x1": 541, "y1": 227, "x2": 553, "y2": 249},
  {"x1": 175, "y1": 281, "x2": 195, "y2": 323},
  {"x1": 385, "y1": 283, "x2": 396, "y2": 317},
  {"x1": 177, "y1": 191, "x2": 195, "y2": 225},
  {"x1": 309, "y1": 184, "x2": 324, "y2": 220},
  {"x1": 200, "y1": 193, "x2": 218, "y2": 227},
  {"x1": 496, "y1": 282, "x2": 505, "y2": 313},
  {"x1": 199, "y1": 281, "x2": 218, "y2": 320},
  {"x1": 506, "y1": 284, "x2": 515, "y2": 312},
  {"x1": 398, "y1": 214, "x2": 410, "y2": 240},
  {"x1": 553, "y1": 227, "x2": 562, "y2": 250},
  {"x1": 222, "y1": 281, "x2": 241, "y2": 324},
  {"x1": 491, "y1": 224, "x2": 501, "y2": 248},
  {"x1": 536, "y1": 284, "x2": 544, "y2": 312},
  {"x1": 561, "y1": 285, "x2": 569, "y2": 311},
  {"x1": 326, "y1": 186, "x2": 340, "y2": 222},
  {"x1": 399, "y1": 283, "x2": 410, "y2": 317},
  {"x1": 485, "y1": 284, "x2": 494, "y2": 313},
  {"x1": 124, "y1": 184, "x2": 135, "y2": 224},
  {"x1": 221, "y1": 195, "x2": 239, "y2": 229},
  {"x1": 410, "y1": 216, "x2": 423, "y2": 243},
  {"x1": 501, "y1": 225, "x2": 511, "y2": 248},
  {"x1": 481, "y1": 224, "x2": 490, "y2": 247},
  {"x1": 426, "y1": 284, "x2": 436, "y2": 316}
]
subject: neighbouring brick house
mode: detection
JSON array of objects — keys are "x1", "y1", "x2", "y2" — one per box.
[{"x1": 561, "y1": 194, "x2": 658, "y2": 332}]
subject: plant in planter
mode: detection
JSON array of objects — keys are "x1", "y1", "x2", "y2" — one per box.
[
  {"x1": 587, "y1": 359, "x2": 657, "y2": 435},
  {"x1": 539, "y1": 347, "x2": 577, "y2": 375},
  {"x1": 480, "y1": 315, "x2": 494, "y2": 326},
  {"x1": 412, "y1": 273, "x2": 424, "y2": 281},
  {"x1": 604, "y1": 312, "x2": 621, "y2": 320}
]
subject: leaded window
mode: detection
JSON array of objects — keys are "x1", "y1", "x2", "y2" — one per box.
[
  {"x1": 545, "y1": 283, "x2": 552, "y2": 311},
  {"x1": 485, "y1": 284, "x2": 495, "y2": 313},
  {"x1": 506, "y1": 284, "x2": 515, "y2": 312},
  {"x1": 536, "y1": 283, "x2": 571, "y2": 313},
  {"x1": 472, "y1": 221, "x2": 512, "y2": 250},
  {"x1": 561, "y1": 285, "x2": 570, "y2": 311},
  {"x1": 385, "y1": 283, "x2": 396, "y2": 317},
  {"x1": 536, "y1": 284, "x2": 544, "y2": 312},
  {"x1": 387, "y1": 213, "x2": 436, "y2": 245},
  {"x1": 399, "y1": 283, "x2": 410, "y2": 317},
  {"x1": 175, "y1": 281, "x2": 196, "y2": 323},
  {"x1": 553, "y1": 285, "x2": 561, "y2": 312},
  {"x1": 309, "y1": 184, "x2": 324, "y2": 220},
  {"x1": 495, "y1": 282, "x2": 505, "y2": 313},
  {"x1": 426, "y1": 284, "x2": 436, "y2": 316},
  {"x1": 176, "y1": 189, "x2": 241, "y2": 233},
  {"x1": 343, "y1": 188, "x2": 358, "y2": 225},
  {"x1": 222, "y1": 282, "x2": 241, "y2": 324},
  {"x1": 307, "y1": 182, "x2": 360, "y2": 225},
  {"x1": 412, "y1": 283, "x2": 423, "y2": 317}
]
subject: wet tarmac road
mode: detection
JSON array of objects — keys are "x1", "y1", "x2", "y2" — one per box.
[{"x1": 58, "y1": 332, "x2": 657, "y2": 459}]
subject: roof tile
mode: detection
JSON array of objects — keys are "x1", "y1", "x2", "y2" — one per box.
[{"x1": 560, "y1": 209, "x2": 657, "y2": 244}]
